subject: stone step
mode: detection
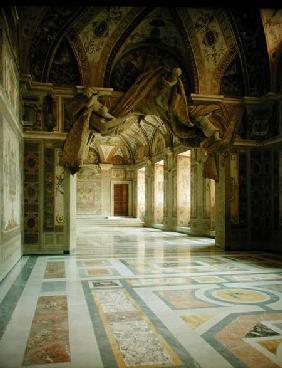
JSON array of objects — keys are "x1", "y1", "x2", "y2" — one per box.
[{"x1": 76, "y1": 215, "x2": 144, "y2": 227}]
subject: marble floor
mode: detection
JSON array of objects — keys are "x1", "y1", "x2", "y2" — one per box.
[{"x1": 1, "y1": 227, "x2": 282, "y2": 367}]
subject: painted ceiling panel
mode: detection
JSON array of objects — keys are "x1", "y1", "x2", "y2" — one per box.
[{"x1": 78, "y1": 7, "x2": 131, "y2": 64}]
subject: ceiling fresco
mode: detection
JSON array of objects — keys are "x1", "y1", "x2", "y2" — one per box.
[
  {"x1": 260, "y1": 9, "x2": 282, "y2": 91},
  {"x1": 17, "y1": 6, "x2": 280, "y2": 163}
]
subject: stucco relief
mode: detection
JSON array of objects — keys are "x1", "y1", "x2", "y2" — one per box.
[{"x1": 2, "y1": 120, "x2": 20, "y2": 232}]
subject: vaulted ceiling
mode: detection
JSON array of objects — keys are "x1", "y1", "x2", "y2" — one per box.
[{"x1": 17, "y1": 6, "x2": 282, "y2": 164}]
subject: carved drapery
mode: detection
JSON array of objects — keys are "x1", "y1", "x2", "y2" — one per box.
[{"x1": 61, "y1": 67, "x2": 243, "y2": 179}]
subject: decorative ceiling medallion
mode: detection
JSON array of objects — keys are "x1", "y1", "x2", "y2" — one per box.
[{"x1": 203, "y1": 30, "x2": 218, "y2": 47}]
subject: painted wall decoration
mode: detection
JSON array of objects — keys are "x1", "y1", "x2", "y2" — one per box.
[
  {"x1": 84, "y1": 148, "x2": 99, "y2": 165},
  {"x1": 77, "y1": 180, "x2": 102, "y2": 214},
  {"x1": 112, "y1": 168, "x2": 125, "y2": 180},
  {"x1": 152, "y1": 131, "x2": 165, "y2": 156},
  {"x1": 54, "y1": 149, "x2": 65, "y2": 230},
  {"x1": 29, "y1": 7, "x2": 83, "y2": 82},
  {"x1": 107, "y1": 146, "x2": 131, "y2": 165},
  {"x1": 24, "y1": 142, "x2": 40, "y2": 244},
  {"x1": 260, "y1": 9, "x2": 282, "y2": 90},
  {"x1": 185, "y1": 8, "x2": 230, "y2": 93},
  {"x1": 44, "y1": 147, "x2": 55, "y2": 231},
  {"x1": 116, "y1": 8, "x2": 185, "y2": 57},
  {"x1": 135, "y1": 144, "x2": 149, "y2": 163},
  {"x1": 79, "y1": 7, "x2": 131, "y2": 63},
  {"x1": 229, "y1": 9, "x2": 270, "y2": 96},
  {"x1": 48, "y1": 38, "x2": 81, "y2": 85},
  {"x1": 77, "y1": 166, "x2": 102, "y2": 214},
  {"x1": 22, "y1": 98, "x2": 42, "y2": 131},
  {"x1": 220, "y1": 55, "x2": 244, "y2": 96},
  {"x1": 2, "y1": 120, "x2": 20, "y2": 232},
  {"x1": 100, "y1": 144, "x2": 116, "y2": 162}
]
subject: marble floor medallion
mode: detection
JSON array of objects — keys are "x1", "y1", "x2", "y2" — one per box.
[{"x1": 1, "y1": 227, "x2": 282, "y2": 367}]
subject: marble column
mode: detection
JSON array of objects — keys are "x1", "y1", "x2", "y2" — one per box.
[
  {"x1": 100, "y1": 164, "x2": 112, "y2": 217},
  {"x1": 144, "y1": 159, "x2": 154, "y2": 227},
  {"x1": 190, "y1": 148, "x2": 213, "y2": 236},
  {"x1": 163, "y1": 148, "x2": 177, "y2": 231}
]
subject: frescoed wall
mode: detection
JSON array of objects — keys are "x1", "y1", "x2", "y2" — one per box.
[
  {"x1": 76, "y1": 166, "x2": 102, "y2": 215},
  {"x1": 2, "y1": 120, "x2": 20, "y2": 232},
  {"x1": 0, "y1": 20, "x2": 22, "y2": 282},
  {"x1": 76, "y1": 165, "x2": 134, "y2": 216}
]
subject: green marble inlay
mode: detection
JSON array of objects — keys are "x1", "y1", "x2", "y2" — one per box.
[
  {"x1": 0, "y1": 256, "x2": 37, "y2": 339},
  {"x1": 41, "y1": 281, "x2": 66, "y2": 293}
]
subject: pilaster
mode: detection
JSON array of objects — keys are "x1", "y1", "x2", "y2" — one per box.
[
  {"x1": 190, "y1": 148, "x2": 213, "y2": 236},
  {"x1": 144, "y1": 159, "x2": 154, "y2": 227},
  {"x1": 163, "y1": 148, "x2": 177, "y2": 230},
  {"x1": 100, "y1": 163, "x2": 112, "y2": 217},
  {"x1": 215, "y1": 152, "x2": 232, "y2": 249}
]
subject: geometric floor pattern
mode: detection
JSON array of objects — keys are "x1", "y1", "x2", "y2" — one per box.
[{"x1": 1, "y1": 227, "x2": 282, "y2": 367}]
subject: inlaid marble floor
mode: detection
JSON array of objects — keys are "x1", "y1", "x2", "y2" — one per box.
[{"x1": 1, "y1": 227, "x2": 282, "y2": 367}]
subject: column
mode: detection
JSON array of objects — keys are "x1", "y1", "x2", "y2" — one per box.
[
  {"x1": 163, "y1": 147, "x2": 177, "y2": 230},
  {"x1": 144, "y1": 159, "x2": 154, "y2": 227},
  {"x1": 190, "y1": 148, "x2": 213, "y2": 236},
  {"x1": 129, "y1": 166, "x2": 137, "y2": 217},
  {"x1": 100, "y1": 163, "x2": 112, "y2": 217},
  {"x1": 65, "y1": 171, "x2": 76, "y2": 253},
  {"x1": 215, "y1": 152, "x2": 232, "y2": 249}
]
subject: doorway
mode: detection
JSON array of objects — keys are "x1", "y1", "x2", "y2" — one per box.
[{"x1": 113, "y1": 183, "x2": 128, "y2": 216}]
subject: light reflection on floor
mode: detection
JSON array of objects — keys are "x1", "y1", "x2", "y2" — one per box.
[{"x1": 1, "y1": 226, "x2": 282, "y2": 367}]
